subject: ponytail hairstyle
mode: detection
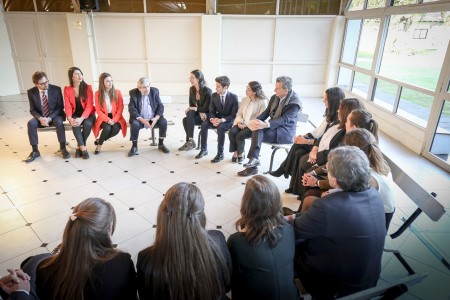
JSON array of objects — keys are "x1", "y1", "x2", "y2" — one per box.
[
  {"x1": 98, "y1": 72, "x2": 118, "y2": 107},
  {"x1": 344, "y1": 128, "x2": 390, "y2": 176},
  {"x1": 139, "y1": 182, "x2": 229, "y2": 300},
  {"x1": 324, "y1": 87, "x2": 345, "y2": 123},
  {"x1": 338, "y1": 98, "x2": 365, "y2": 129},
  {"x1": 68, "y1": 67, "x2": 88, "y2": 102},
  {"x1": 38, "y1": 198, "x2": 118, "y2": 300},
  {"x1": 248, "y1": 81, "x2": 267, "y2": 100},
  {"x1": 347, "y1": 109, "x2": 379, "y2": 141}
]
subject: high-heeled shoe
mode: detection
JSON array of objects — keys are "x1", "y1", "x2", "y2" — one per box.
[
  {"x1": 94, "y1": 140, "x2": 99, "y2": 146},
  {"x1": 94, "y1": 145, "x2": 101, "y2": 155}
]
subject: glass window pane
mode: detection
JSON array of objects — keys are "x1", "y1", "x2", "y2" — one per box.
[
  {"x1": 37, "y1": 0, "x2": 73, "y2": 12},
  {"x1": 3, "y1": 0, "x2": 35, "y2": 11},
  {"x1": 356, "y1": 18, "x2": 380, "y2": 69},
  {"x1": 348, "y1": 0, "x2": 365, "y2": 11},
  {"x1": 342, "y1": 19, "x2": 362, "y2": 65},
  {"x1": 430, "y1": 100, "x2": 450, "y2": 162},
  {"x1": 147, "y1": 0, "x2": 205, "y2": 13},
  {"x1": 352, "y1": 72, "x2": 371, "y2": 98},
  {"x1": 397, "y1": 88, "x2": 433, "y2": 127},
  {"x1": 394, "y1": 0, "x2": 440, "y2": 5},
  {"x1": 373, "y1": 79, "x2": 397, "y2": 111},
  {"x1": 98, "y1": 0, "x2": 143, "y2": 12},
  {"x1": 279, "y1": 0, "x2": 340, "y2": 15},
  {"x1": 338, "y1": 67, "x2": 353, "y2": 90},
  {"x1": 379, "y1": 12, "x2": 450, "y2": 91},
  {"x1": 218, "y1": 0, "x2": 276, "y2": 15},
  {"x1": 367, "y1": 0, "x2": 385, "y2": 9}
]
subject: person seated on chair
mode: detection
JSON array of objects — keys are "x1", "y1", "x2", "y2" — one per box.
[
  {"x1": 92, "y1": 72, "x2": 127, "y2": 155},
  {"x1": 179, "y1": 69, "x2": 212, "y2": 151},
  {"x1": 290, "y1": 146, "x2": 386, "y2": 299},
  {"x1": 24, "y1": 71, "x2": 70, "y2": 163},
  {"x1": 195, "y1": 76, "x2": 238, "y2": 163},
  {"x1": 228, "y1": 81, "x2": 267, "y2": 163},
  {"x1": 128, "y1": 77, "x2": 169, "y2": 157},
  {"x1": 238, "y1": 76, "x2": 302, "y2": 177},
  {"x1": 268, "y1": 87, "x2": 344, "y2": 179}
]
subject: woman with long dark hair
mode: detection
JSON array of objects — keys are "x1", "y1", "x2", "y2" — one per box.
[
  {"x1": 64, "y1": 67, "x2": 96, "y2": 159},
  {"x1": 227, "y1": 175, "x2": 299, "y2": 300},
  {"x1": 36, "y1": 198, "x2": 137, "y2": 300},
  {"x1": 137, "y1": 182, "x2": 231, "y2": 300},
  {"x1": 92, "y1": 72, "x2": 127, "y2": 154},
  {"x1": 178, "y1": 70, "x2": 212, "y2": 151},
  {"x1": 228, "y1": 81, "x2": 267, "y2": 162}
]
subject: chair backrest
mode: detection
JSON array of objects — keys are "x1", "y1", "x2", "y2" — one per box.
[{"x1": 298, "y1": 112, "x2": 309, "y2": 123}]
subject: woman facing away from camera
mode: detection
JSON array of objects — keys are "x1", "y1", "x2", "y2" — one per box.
[
  {"x1": 227, "y1": 175, "x2": 299, "y2": 300},
  {"x1": 136, "y1": 182, "x2": 231, "y2": 300},
  {"x1": 228, "y1": 81, "x2": 267, "y2": 162},
  {"x1": 35, "y1": 198, "x2": 137, "y2": 300},
  {"x1": 64, "y1": 67, "x2": 96, "y2": 159},
  {"x1": 92, "y1": 72, "x2": 127, "y2": 154},
  {"x1": 178, "y1": 70, "x2": 213, "y2": 151}
]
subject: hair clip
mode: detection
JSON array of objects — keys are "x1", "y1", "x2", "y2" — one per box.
[{"x1": 70, "y1": 213, "x2": 77, "y2": 221}]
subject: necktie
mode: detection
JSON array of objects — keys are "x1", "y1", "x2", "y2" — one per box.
[
  {"x1": 42, "y1": 91, "x2": 49, "y2": 117},
  {"x1": 221, "y1": 95, "x2": 224, "y2": 107}
]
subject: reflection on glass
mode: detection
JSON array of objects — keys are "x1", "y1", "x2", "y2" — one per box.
[
  {"x1": 430, "y1": 100, "x2": 450, "y2": 163},
  {"x1": 99, "y1": 0, "x2": 144, "y2": 12},
  {"x1": 373, "y1": 79, "x2": 397, "y2": 111},
  {"x1": 352, "y1": 72, "x2": 371, "y2": 98},
  {"x1": 37, "y1": 0, "x2": 73, "y2": 12},
  {"x1": 338, "y1": 67, "x2": 353, "y2": 90},
  {"x1": 342, "y1": 19, "x2": 362, "y2": 65},
  {"x1": 218, "y1": 0, "x2": 276, "y2": 15},
  {"x1": 348, "y1": 0, "x2": 364, "y2": 11},
  {"x1": 147, "y1": 0, "x2": 205, "y2": 13},
  {"x1": 279, "y1": 0, "x2": 340, "y2": 15},
  {"x1": 367, "y1": 0, "x2": 385, "y2": 9},
  {"x1": 379, "y1": 12, "x2": 449, "y2": 90},
  {"x1": 397, "y1": 88, "x2": 433, "y2": 127},
  {"x1": 394, "y1": 0, "x2": 440, "y2": 5},
  {"x1": 356, "y1": 19, "x2": 380, "y2": 69},
  {"x1": 3, "y1": 0, "x2": 34, "y2": 11}
]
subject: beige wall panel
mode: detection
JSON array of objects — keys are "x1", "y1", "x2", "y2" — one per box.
[
  {"x1": 99, "y1": 62, "x2": 148, "y2": 82},
  {"x1": 149, "y1": 63, "x2": 200, "y2": 83},
  {"x1": 273, "y1": 64, "x2": 326, "y2": 85},
  {"x1": 17, "y1": 61, "x2": 45, "y2": 91},
  {"x1": 222, "y1": 18, "x2": 275, "y2": 61},
  {"x1": 39, "y1": 15, "x2": 72, "y2": 58},
  {"x1": 46, "y1": 58, "x2": 74, "y2": 89},
  {"x1": 275, "y1": 18, "x2": 333, "y2": 61},
  {"x1": 146, "y1": 17, "x2": 201, "y2": 60},
  {"x1": 220, "y1": 64, "x2": 273, "y2": 84},
  {"x1": 7, "y1": 16, "x2": 40, "y2": 58},
  {"x1": 95, "y1": 17, "x2": 146, "y2": 60}
]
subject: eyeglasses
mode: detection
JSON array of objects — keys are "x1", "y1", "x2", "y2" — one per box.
[{"x1": 38, "y1": 81, "x2": 49, "y2": 86}]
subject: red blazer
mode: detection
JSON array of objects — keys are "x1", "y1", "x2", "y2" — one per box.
[
  {"x1": 64, "y1": 84, "x2": 95, "y2": 119},
  {"x1": 93, "y1": 90, "x2": 127, "y2": 138}
]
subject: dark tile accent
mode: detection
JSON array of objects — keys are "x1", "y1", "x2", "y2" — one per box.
[
  {"x1": 142, "y1": 181, "x2": 146, "y2": 184},
  {"x1": 109, "y1": 193, "x2": 114, "y2": 195},
  {"x1": 56, "y1": 192, "x2": 61, "y2": 195},
  {"x1": 217, "y1": 194, "x2": 221, "y2": 197},
  {"x1": 152, "y1": 225, "x2": 157, "y2": 228},
  {"x1": 129, "y1": 207, "x2": 134, "y2": 210},
  {"x1": 43, "y1": 180, "x2": 47, "y2": 182},
  {"x1": 41, "y1": 243, "x2": 48, "y2": 247},
  {"x1": 216, "y1": 225, "x2": 222, "y2": 229},
  {"x1": 25, "y1": 223, "x2": 32, "y2": 226},
  {"x1": 92, "y1": 181, "x2": 97, "y2": 183}
]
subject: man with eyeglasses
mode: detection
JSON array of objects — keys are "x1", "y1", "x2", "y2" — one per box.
[
  {"x1": 128, "y1": 77, "x2": 170, "y2": 157},
  {"x1": 24, "y1": 71, "x2": 70, "y2": 163}
]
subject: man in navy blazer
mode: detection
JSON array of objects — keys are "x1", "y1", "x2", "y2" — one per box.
[
  {"x1": 290, "y1": 146, "x2": 386, "y2": 299},
  {"x1": 25, "y1": 71, "x2": 70, "y2": 163},
  {"x1": 196, "y1": 76, "x2": 238, "y2": 163},
  {"x1": 238, "y1": 76, "x2": 302, "y2": 176},
  {"x1": 128, "y1": 77, "x2": 169, "y2": 157}
]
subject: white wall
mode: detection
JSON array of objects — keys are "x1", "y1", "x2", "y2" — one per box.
[{"x1": 0, "y1": 11, "x2": 20, "y2": 96}]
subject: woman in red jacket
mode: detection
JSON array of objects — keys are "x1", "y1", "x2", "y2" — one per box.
[
  {"x1": 92, "y1": 73, "x2": 127, "y2": 154},
  {"x1": 64, "y1": 67, "x2": 96, "y2": 159}
]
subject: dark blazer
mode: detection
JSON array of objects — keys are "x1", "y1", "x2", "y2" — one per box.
[
  {"x1": 292, "y1": 188, "x2": 386, "y2": 298},
  {"x1": 208, "y1": 92, "x2": 239, "y2": 123},
  {"x1": 188, "y1": 86, "x2": 212, "y2": 113},
  {"x1": 28, "y1": 84, "x2": 65, "y2": 120},
  {"x1": 128, "y1": 87, "x2": 164, "y2": 122},
  {"x1": 257, "y1": 90, "x2": 302, "y2": 144}
]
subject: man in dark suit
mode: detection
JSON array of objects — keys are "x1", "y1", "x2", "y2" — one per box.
[
  {"x1": 238, "y1": 76, "x2": 302, "y2": 176},
  {"x1": 195, "y1": 76, "x2": 238, "y2": 163},
  {"x1": 290, "y1": 146, "x2": 386, "y2": 299},
  {"x1": 25, "y1": 71, "x2": 70, "y2": 163},
  {"x1": 128, "y1": 77, "x2": 169, "y2": 157}
]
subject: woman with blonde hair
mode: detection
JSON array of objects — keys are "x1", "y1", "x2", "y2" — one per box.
[
  {"x1": 137, "y1": 182, "x2": 231, "y2": 300},
  {"x1": 36, "y1": 198, "x2": 137, "y2": 300},
  {"x1": 92, "y1": 72, "x2": 127, "y2": 154},
  {"x1": 227, "y1": 175, "x2": 299, "y2": 300}
]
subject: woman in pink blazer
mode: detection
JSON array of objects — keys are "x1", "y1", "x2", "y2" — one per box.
[
  {"x1": 92, "y1": 72, "x2": 127, "y2": 154},
  {"x1": 64, "y1": 67, "x2": 96, "y2": 159}
]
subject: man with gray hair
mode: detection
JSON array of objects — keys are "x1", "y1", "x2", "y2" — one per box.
[
  {"x1": 291, "y1": 146, "x2": 386, "y2": 298},
  {"x1": 128, "y1": 77, "x2": 169, "y2": 156},
  {"x1": 238, "y1": 76, "x2": 302, "y2": 176}
]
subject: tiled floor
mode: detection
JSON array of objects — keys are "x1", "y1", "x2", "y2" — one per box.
[{"x1": 0, "y1": 94, "x2": 449, "y2": 299}]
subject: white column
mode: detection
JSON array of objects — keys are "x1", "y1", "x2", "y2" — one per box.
[
  {"x1": 0, "y1": 11, "x2": 20, "y2": 96},
  {"x1": 201, "y1": 14, "x2": 222, "y2": 84}
]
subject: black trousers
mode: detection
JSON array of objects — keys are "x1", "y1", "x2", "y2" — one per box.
[
  {"x1": 228, "y1": 125, "x2": 252, "y2": 155},
  {"x1": 182, "y1": 110, "x2": 202, "y2": 141},
  {"x1": 71, "y1": 114, "x2": 95, "y2": 147},
  {"x1": 98, "y1": 122, "x2": 121, "y2": 145},
  {"x1": 200, "y1": 120, "x2": 232, "y2": 154}
]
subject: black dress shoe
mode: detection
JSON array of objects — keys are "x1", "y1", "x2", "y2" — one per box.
[
  {"x1": 128, "y1": 146, "x2": 138, "y2": 157},
  {"x1": 285, "y1": 188, "x2": 293, "y2": 193},
  {"x1": 237, "y1": 167, "x2": 258, "y2": 177},
  {"x1": 282, "y1": 207, "x2": 296, "y2": 216},
  {"x1": 268, "y1": 168, "x2": 285, "y2": 178},
  {"x1": 243, "y1": 158, "x2": 260, "y2": 168},
  {"x1": 195, "y1": 150, "x2": 208, "y2": 159},
  {"x1": 24, "y1": 151, "x2": 40, "y2": 163},
  {"x1": 231, "y1": 156, "x2": 238, "y2": 163},
  {"x1": 61, "y1": 149, "x2": 70, "y2": 159},
  {"x1": 158, "y1": 144, "x2": 170, "y2": 154},
  {"x1": 211, "y1": 154, "x2": 224, "y2": 163},
  {"x1": 81, "y1": 150, "x2": 89, "y2": 159},
  {"x1": 237, "y1": 156, "x2": 244, "y2": 163},
  {"x1": 75, "y1": 149, "x2": 82, "y2": 158}
]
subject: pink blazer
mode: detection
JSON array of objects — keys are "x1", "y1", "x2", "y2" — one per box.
[
  {"x1": 92, "y1": 90, "x2": 127, "y2": 138},
  {"x1": 64, "y1": 84, "x2": 95, "y2": 119}
]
